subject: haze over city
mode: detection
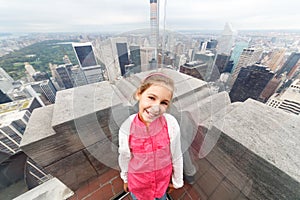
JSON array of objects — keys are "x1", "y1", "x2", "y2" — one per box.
[{"x1": 1, "y1": 0, "x2": 300, "y2": 32}]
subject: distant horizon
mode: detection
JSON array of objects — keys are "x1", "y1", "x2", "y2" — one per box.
[
  {"x1": 1, "y1": 0, "x2": 300, "y2": 33},
  {"x1": 1, "y1": 28, "x2": 300, "y2": 35}
]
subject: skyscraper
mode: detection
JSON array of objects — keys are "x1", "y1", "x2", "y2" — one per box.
[
  {"x1": 140, "y1": 47, "x2": 156, "y2": 72},
  {"x1": 276, "y1": 53, "x2": 300, "y2": 79},
  {"x1": 129, "y1": 45, "x2": 142, "y2": 74},
  {"x1": 217, "y1": 23, "x2": 235, "y2": 56},
  {"x1": 116, "y1": 43, "x2": 130, "y2": 76},
  {"x1": 0, "y1": 67, "x2": 14, "y2": 82},
  {"x1": 70, "y1": 65, "x2": 88, "y2": 87},
  {"x1": 230, "y1": 41, "x2": 249, "y2": 71},
  {"x1": 179, "y1": 61, "x2": 208, "y2": 80},
  {"x1": 230, "y1": 47, "x2": 263, "y2": 87},
  {"x1": 24, "y1": 63, "x2": 36, "y2": 82},
  {"x1": 49, "y1": 63, "x2": 64, "y2": 90},
  {"x1": 259, "y1": 76, "x2": 283, "y2": 103},
  {"x1": 150, "y1": 0, "x2": 159, "y2": 61},
  {"x1": 0, "y1": 68, "x2": 13, "y2": 103},
  {"x1": 56, "y1": 65, "x2": 74, "y2": 89},
  {"x1": 0, "y1": 90, "x2": 12, "y2": 104},
  {"x1": 0, "y1": 110, "x2": 31, "y2": 154},
  {"x1": 261, "y1": 48, "x2": 286, "y2": 72},
  {"x1": 0, "y1": 107, "x2": 48, "y2": 189},
  {"x1": 267, "y1": 79, "x2": 300, "y2": 115},
  {"x1": 229, "y1": 64, "x2": 274, "y2": 102},
  {"x1": 40, "y1": 80, "x2": 57, "y2": 103},
  {"x1": 72, "y1": 42, "x2": 104, "y2": 84},
  {"x1": 95, "y1": 37, "x2": 129, "y2": 81}
]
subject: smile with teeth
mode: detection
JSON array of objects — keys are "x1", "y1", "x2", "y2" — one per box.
[{"x1": 145, "y1": 109, "x2": 159, "y2": 118}]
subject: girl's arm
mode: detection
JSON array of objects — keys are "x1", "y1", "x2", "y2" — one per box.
[
  {"x1": 118, "y1": 117, "x2": 132, "y2": 183},
  {"x1": 167, "y1": 114, "x2": 184, "y2": 189}
]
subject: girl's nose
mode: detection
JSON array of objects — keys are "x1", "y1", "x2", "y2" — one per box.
[{"x1": 150, "y1": 105, "x2": 160, "y2": 114}]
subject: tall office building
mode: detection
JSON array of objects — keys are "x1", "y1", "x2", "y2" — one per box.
[
  {"x1": 0, "y1": 68, "x2": 14, "y2": 92},
  {"x1": 150, "y1": 0, "x2": 159, "y2": 61},
  {"x1": 229, "y1": 64, "x2": 274, "y2": 102},
  {"x1": 0, "y1": 68, "x2": 13, "y2": 103},
  {"x1": 0, "y1": 67, "x2": 14, "y2": 82},
  {"x1": 0, "y1": 110, "x2": 31, "y2": 154},
  {"x1": 230, "y1": 41, "x2": 249, "y2": 70},
  {"x1": 259, "y1": 76, "x2": 283, "y2": 103},
  {"x1": 261, "y1": 48, "x2": 286, "y2": 72},
  {"x1": 129, "y1": 45, "x2": 142, "y2": 74},
  {"x1": 0, "y1": 108, "x2": 48, "y2": 187},
  {"x1": 230, "y1": 47, "x2": 263, "y2": 87},
  {"x1": 24, "y1": 63, "x2": 36, "y2": 82},
  {"x1": 193, "y1": 51, "x2": 220, "y2": 81},
  {"x1": 95, "y1": 37, "x2": 129, "y2": 81},
  {"x1": 49, "y1": 63, "x2": 64, "y2": 90},
  {"x1": 267, "y1": 79, "x2": 300, "y2": 115},
  {"x1": 116, "y1": 42, "x2": 130, "y2": 76},
  {"x1": 206, "y1": 39, "x2": 218, "y2": 50},
  {"x1": 140, "y1": 47, "x2": 156, "y2": 72},
  {"x1": 56, "y1": 65, "x2": 74, "y2": 89},
  {"x1": 0, "y1": 90, "x2": 11, "y2": 104},
  {"x1": 40, "y1": 80, "x2": 57, "y2": 103},
  {"x1": 215, "y1": 54, "x2": 232, "y2": 74},
  {"x1": 276, "y1": 52, "x2": 300, "y2": 78},
  {"x1": 72, "y1": 42, "x2": 104, "y2": 84},
  {"x1": 29, "y1": 82, "x2": 51, "y2": 105},
  {"x1": 70, "y1": 65, "x2": 88, "y2": 87},
  {"x1": 179, "y1": 61, "x2": 209, "y2": 81},
  {"x1": 217, "y1": 23, "x2": 235, "y2": 55}
]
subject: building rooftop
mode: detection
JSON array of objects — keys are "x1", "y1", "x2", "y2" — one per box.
[
  {"x1": 0, "y1": 98, "x2": 33, "y2": 114},
  {"x1": 19, "y1": 69, "x2": 300, "y2": 200},
  {"x1": 0, "y1": 110, "x2": 28, "y2": 127}
]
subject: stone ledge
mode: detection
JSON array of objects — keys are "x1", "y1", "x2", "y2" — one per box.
[
  {"x1": 213, "y1": 98, "x2": 300, "y2": 183},
  {"x1": 13, "y1": 177, "x2": 73, "y2": 200},
  {"x1": 51, "y1": 81, "x2": 123, "y2": 128},
  {"x1": 20, "y1": 105, "x2": 55, "y2": 147}
]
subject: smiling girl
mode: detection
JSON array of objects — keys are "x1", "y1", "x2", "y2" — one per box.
[{"x1": 118, "y1": 72, "x2": 183, "y2": 200}]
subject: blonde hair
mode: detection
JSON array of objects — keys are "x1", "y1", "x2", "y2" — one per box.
[{"x1": 135, "y1": 72, "x2": 175, "y2": 99}]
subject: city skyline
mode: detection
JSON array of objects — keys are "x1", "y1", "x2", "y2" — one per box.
[{"x1": 1, "y1": 0, "x2": 300, "y2": 33}]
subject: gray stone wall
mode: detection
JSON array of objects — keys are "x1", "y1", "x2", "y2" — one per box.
[{"x1": 20, "y1": 70, "x2": 300, "y2": 199}]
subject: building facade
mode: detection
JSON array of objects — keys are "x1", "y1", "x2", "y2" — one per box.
[
  {"x1": 72, "y1": 42, "x2": 104, "y2": 84},
  {"x1": 267, "y1": 79, "x2": 300, "y2": 115},
  {"x1": 40, "y1": 80, "x2": 57, "y2": 103},
  {"x1": 230, "y1": 47, "x2": 263, "y2": 87},
  {"x1": 229, "y1": 64, "x2": 274, "y2": 102}
]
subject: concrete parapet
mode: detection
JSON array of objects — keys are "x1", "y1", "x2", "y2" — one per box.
[
  {"x1": 13, "y1": 177, "x2": 73, "y2": 200},
  {"x1": 19, "y1": 70, "x2": 300, "y2": 199}
]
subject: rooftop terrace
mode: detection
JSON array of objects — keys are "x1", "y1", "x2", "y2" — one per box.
[{"x1": 19, "y1": 69, "x2": 300, "y2": 200}]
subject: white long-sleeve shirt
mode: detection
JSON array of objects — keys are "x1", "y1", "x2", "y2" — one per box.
[{"x1": 118, "y1": 113, "x2": 184, "y2": 189}]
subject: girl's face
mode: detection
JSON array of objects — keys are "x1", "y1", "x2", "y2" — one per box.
[{"x1": 136, "y1": 84, "x2": 172, "y2": 125}]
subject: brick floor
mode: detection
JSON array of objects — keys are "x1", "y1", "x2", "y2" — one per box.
[{"x1": 67, "y1": 168, "x2": 202, "y2": 200}]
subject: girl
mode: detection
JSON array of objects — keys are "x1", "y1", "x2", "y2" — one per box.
[{"x1": 118, "y1": 72, "x2": 183, "y2": 200}]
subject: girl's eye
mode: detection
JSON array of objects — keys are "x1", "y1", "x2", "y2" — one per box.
[
  {"x1": 161, "y1": 101, "x2": 168, "y2": 106},
  {"x1": 148, "y1": 96, "x2": 155, "y2": 100}
]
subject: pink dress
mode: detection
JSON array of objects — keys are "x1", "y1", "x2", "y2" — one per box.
[{"x1": 127, "y1": 115, "x2": 172, "y2": 200}]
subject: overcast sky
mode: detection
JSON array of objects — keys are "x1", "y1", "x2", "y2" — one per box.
[{"x1": 0, "y1": 0, "x2": 300, "y2": 33}]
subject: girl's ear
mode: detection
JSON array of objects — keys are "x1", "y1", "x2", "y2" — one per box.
[{"x1": 135, "y1": 90, "x2": 141, "y2": 100}]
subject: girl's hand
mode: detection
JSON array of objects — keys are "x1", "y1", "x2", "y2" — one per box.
[
  {"x1": 167, "y1": 183, "x2": 175, "y2": 194},
  {"x1": 124, "y1": 183, "x2": 129, "y2": 192}
]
